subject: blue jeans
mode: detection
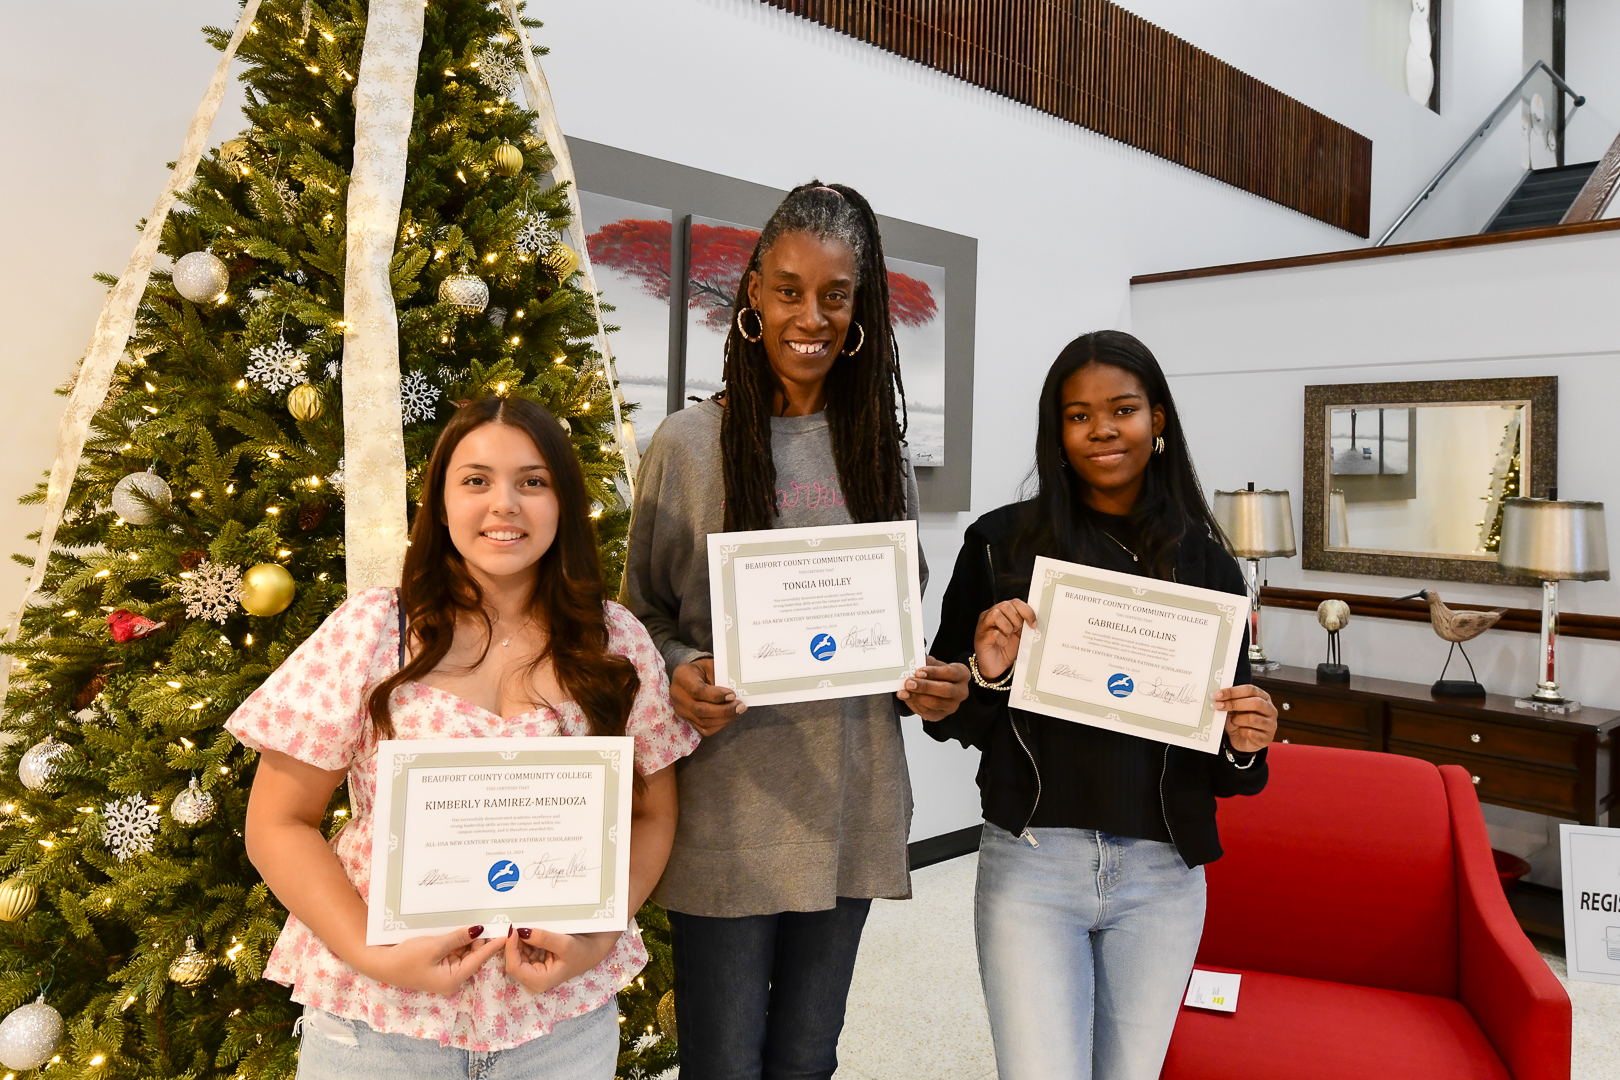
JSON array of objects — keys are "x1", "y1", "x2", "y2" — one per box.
[
  {"x1": 292, "y1": 1000, "x2": 618, "y2": 1079},
  {"x1": 668, "y1": 897, "x2": 872, "y2": 1080},
  {"x1": 975, "y1": 825, "x2": 1206, "y2": 1080}
]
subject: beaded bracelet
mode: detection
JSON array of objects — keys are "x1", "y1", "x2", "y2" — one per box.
[
  {"x1": 969, "y1": 655, "x2": 1015, "y2": 690},
  {"x1": 1224, "y1": 745, "x2": 1260, "y2": 769}
]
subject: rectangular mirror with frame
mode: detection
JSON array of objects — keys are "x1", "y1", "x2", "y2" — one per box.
[{"x1": 1302, "y1": 377, "x2": 1557, "y2": 584}]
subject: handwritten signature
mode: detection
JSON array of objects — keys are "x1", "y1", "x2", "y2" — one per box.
[
  {"x1": 415, "y1": 869, "x2": 471, "y2": 887},
  {"x1": 842, "y1": 624, "x2": 892, "y2": 650},
  {"x1": 1136, "y1": 678, "x2": 1201, "y2": 704},
  {"x1": 526, "y1": 849, "x2": 596, "y2": 889},
  {"x1": 1049, "y1": 664, "x2": 1090, "y2": 681},
  {"x1": 754, "y1": 641, "x2": 794, "y2": 659}
]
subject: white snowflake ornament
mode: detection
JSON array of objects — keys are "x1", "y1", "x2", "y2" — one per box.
[
  {"x1": 324, "y1": 358, "x2": 341, "y2": 382},
  {"x1": 102, "y1": 794, "x2": 161, "y2": 862},
  {"x1": 246, "y1": 338, "x2": 306, "y2": 393},
  {"x1": 513, "y1": 212, "x2": 558, "y2": 257},
  {"x1": 400, "y1": 370, "x2": 441, "y2": 424},
  {"x1": 476, "y1": 46, "x2": 519, "y2": 96},
  {"x1": 327, "y1": 458, "x2": 346, "y2": 492},
  {"x1": 173, "y1": 559, "x2": 243, "y2": 624}
]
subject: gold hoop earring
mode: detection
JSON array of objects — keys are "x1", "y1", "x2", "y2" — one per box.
[
  {"x1": 841, "y1": 321, "x2": 865, "y2": 355},
  {"x1": 736, "y1": 307, "x2": 763, "y2": 343},
  {"x1": 1154, "y1": 436, "x2": 1166, "y2": 454}
]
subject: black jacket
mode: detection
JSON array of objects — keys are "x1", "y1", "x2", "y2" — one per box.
[{"x1": 926, "y1": 501, "x2": 1269, "y2": 868}]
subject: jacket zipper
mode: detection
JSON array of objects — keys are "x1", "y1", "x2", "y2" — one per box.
[
  {"x1": 987, "y1": 542, "x2": 1044, "y2": 848},
  {"x1": 1158, "y1": 744, "x2": 1178, "y2": 852}
]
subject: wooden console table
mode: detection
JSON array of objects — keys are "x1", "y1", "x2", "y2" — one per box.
[{"x1": 1252, "y1": 666, "x2": 1619, "y2": 828}]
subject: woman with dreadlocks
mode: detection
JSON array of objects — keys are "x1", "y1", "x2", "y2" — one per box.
[{"x1": 624, "y1": 182, "x2": 969, "y2": 1077}]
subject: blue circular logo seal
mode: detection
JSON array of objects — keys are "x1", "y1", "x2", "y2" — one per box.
[
  {"x1": 1107, "y1": 673, "x2": 1135, "y2": 698},
  {"x1": 810, "y1": 633, "x2": 838, "y2": 661},
  {"x1": 487, "y1": 860, "x2": 521, "y2": 892}
]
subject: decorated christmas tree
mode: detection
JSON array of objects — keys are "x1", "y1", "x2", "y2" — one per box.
[{"x1": 0, "y1": 2, "x2": 673, "y2": 1077}]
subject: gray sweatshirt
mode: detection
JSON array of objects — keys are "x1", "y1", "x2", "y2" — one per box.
[{"x1": 622, "y1": 399, "x2": 923, "y2": 917}]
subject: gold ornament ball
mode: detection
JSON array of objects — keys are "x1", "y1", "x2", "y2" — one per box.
[
  {"x1": 168, "y1": 936, "x2": 214, "y2": 986},
  {"x1": 492, "y1": 142, "x2": 524, "y2": 177},
  {"x1": 657, "y1": 989, "x2": 678, "y2": 1041},
  {"x1": 541, "y1": 242, "x2": 579, "y2": 279},
  {"x1": 287, "y1": 383, "x2": 324, "y2": 421},
  {"x1": 0, "y1": 879, "x2": 36, "y2": 923},
  {"x1": 241, "y1": 563, "x2": 296, "y2": 617}
]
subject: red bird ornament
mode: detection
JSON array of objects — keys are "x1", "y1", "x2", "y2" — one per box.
[{"x1": 106, "y1": 609, "x2": 167, "y2": 643}]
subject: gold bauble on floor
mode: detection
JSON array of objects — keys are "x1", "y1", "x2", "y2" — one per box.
[{"x1": 240, "y1": 563, "x2": 296, "y2": 617}]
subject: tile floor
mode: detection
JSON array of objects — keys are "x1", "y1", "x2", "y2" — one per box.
[{"x1": 837, "y1": 853, "x2": 1620, "y2": 1079}]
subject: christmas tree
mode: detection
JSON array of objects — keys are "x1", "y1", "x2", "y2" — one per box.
[{"x1": 0, "y1": 2, "x2": 673, "y2": 1077}]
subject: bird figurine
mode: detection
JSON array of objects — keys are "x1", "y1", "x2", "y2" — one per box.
[
  {"x1": 1315, "y1": 599, "x2": 1351, "y2": 682},
  {"x1": 106, "y1": 609, "x2": 167, "y2": 644},
  {"x1": 1398, "y1": 589, "x2": 1506, "y2": 697}
]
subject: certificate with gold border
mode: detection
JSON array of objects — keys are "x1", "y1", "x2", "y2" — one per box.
[
  {"x1": 707, "y1": 520, "x2": 926, "y2": 707},
  {"x1": 365, "y1": 736, "x2": 634, "y2": 944},
  {"x1": 1010, "y1": 558, "x2": 1250, "y2": 754}
]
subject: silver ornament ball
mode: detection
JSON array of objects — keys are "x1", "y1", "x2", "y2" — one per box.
[
  {"x1": 0, "y1": 997, "x2": 64, "y2": 1071},
  {"x1": 111, "y1": 470, "x2": 173, "y2": 525},
  {"x1": 170, "y1": 777, "x2": 217, "y2": 826},
  {"x1": 172, "y1": 250, "x2": 230, "y2": 304},
  {"x1": 18, "y1": 738, "x2": 71, "y2": 792},
  {"x1": 439, "y1": 270, "x2": 490, "y2": 316}
]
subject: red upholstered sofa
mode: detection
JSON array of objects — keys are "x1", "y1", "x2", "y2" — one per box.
[{"x1": 1161, "y1": 743, "x2": 1570, "y2": 1080}]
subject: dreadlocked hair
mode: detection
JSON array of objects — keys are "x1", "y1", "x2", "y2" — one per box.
[{"x1": 719, "y1": 181, "x2": 909, "y2": 531}]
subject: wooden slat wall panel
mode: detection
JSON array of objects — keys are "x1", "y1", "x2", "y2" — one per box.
[{"x1": 763, "y1": 0, "x2": 1371, "y2": 236}]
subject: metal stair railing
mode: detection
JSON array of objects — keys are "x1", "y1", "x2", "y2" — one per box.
[{"x1": 1377, "y1": 61, "x2": 1585, "y2": 246}]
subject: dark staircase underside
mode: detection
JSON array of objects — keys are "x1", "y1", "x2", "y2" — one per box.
[{"x1": 1484, "y1": 161, "x2": 1599, "y2": 233}]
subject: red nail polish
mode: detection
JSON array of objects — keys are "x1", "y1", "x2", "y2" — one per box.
[
  {"x1": 506, "y1": 924, "x2": 514, "y2": 937},
  {"x1": 468, "y1": 925, "x2": 483, "y2": 938},
  {"x1": 517, "y1": 927, "x2": 532, "y2": 939}
]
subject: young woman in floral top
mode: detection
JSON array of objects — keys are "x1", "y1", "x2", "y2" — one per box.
[{"x1": 229, "y1": 396, "x2": 697, "y2": 1078}]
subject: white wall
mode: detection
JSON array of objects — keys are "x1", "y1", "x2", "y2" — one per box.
[
  {"x1": 1, "y1": 0, "x2": 1534, "y2": 842},
  {"x1": 1133, "y1": 226, "x2": 1620, "y2": 884},
  {"x1": 1566, "y1": 0, "x2": 1620, "y2": 165}
]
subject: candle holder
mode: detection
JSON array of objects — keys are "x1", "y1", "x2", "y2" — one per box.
[
  {"x1": 1497, "y1": 493, "x2": 1609, "y2": 713},
  {"x1": 1214, "y1": 483, "x2": 1298, "y2": 673}
]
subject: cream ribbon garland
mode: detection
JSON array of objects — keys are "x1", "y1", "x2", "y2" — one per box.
[
  {"x1": 0, "y1": 0, "x2": 263, "y2": 707},
  {"x1": 501, "y1": 0, "x2": 638, "y2": 488},
  {"x1": 340, "y1": 0, "x2": 426, "y2": 592}
]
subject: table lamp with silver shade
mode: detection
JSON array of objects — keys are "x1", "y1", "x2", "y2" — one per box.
[
  {"x1": 1497, "y1": 492, "x2": 1609, "y2": 713},
  {"x1": 1213, "y1": 483, "x2": 1297, "y2": 673}
]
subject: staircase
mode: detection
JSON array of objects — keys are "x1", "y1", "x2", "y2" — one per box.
[{"x1": 1483, "y1": 162, "x2": 1600, "y2": 232}]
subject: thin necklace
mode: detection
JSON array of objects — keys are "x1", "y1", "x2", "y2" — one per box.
[
  {"x1": 495, "y1": 613, "x2": 535, "y2": 648},
  {"x1": 1100, "y1": 531, "x2": 1139, "y2": 563}
]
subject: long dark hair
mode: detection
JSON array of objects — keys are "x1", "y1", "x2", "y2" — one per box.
[
  {"x1": 366, "y1": 396, "x2": 638, "y2": 740},
  {"x1": 1014, "y1": 331, "x2": 1221, "y2": 580},
  {"x1": 719, "y1": 182, "x2": 908, "y2": 531}
]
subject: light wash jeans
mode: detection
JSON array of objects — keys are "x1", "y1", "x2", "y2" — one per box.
[
  {"x1": 975, "y1": 825, "x2": 1206, "y2": 1080},
  {"x1": 293, "y1": 1000, "x2": 618, "y2": 1080}
]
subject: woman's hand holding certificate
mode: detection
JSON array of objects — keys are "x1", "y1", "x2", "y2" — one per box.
[{"x1": 1004, "y1": 558, "x2": 1257, "y2": 753}]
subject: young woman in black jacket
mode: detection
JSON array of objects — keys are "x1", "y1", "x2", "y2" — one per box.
[{"x1": 926, "y1": 330, "x2": 1278, "y2": 1080}]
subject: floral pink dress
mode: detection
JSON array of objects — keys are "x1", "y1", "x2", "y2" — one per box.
[{"x1": 225, "y1": 586, "x2": 698, "y2": 1051}]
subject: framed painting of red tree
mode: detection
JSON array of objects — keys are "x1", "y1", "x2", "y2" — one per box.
[{"x1": 580, "y1": 192, "x2": 672, "y2": 451}]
